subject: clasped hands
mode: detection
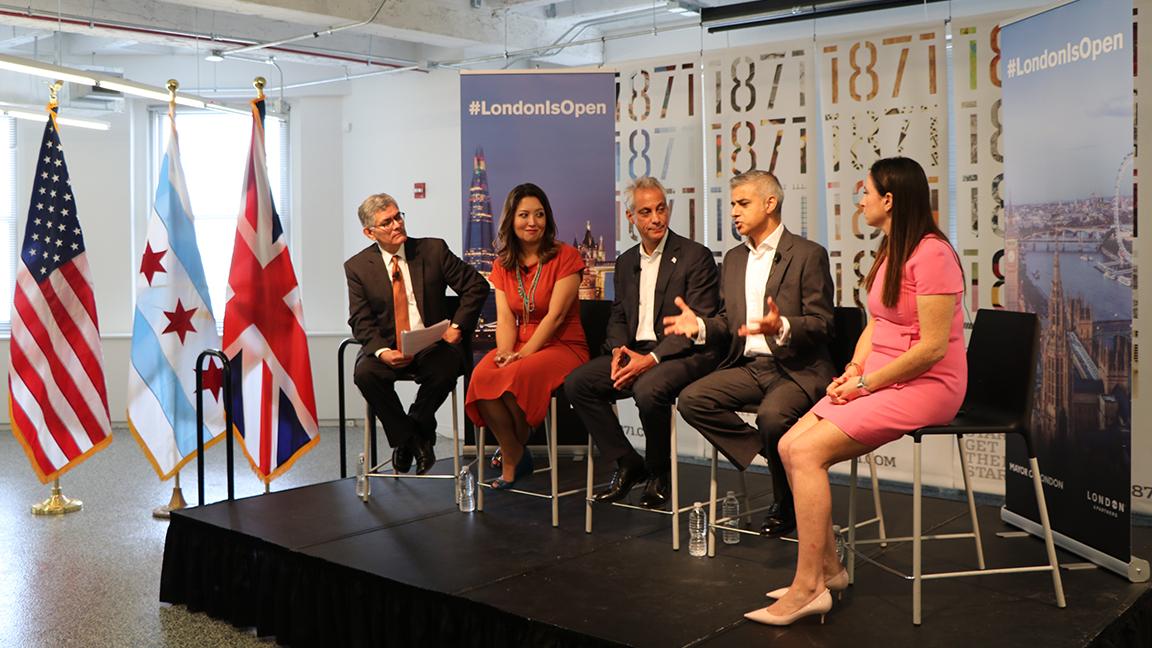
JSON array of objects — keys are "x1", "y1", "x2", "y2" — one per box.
[
  {"x1": 610, "y1": 346, "x2": 656, "y2": 390},
  {"x1": 825, "y1": 362, "x2": 864, "y2": 404},
  {"x1": 660, "y1": 296, "x2": 783, "y2": 339},
  {"x1": 494, "y1": 350, "x2": 522, "y2": 368}
]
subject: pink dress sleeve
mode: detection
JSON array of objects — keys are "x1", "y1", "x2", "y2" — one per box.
[{"x1": 908, "y1": 236, "x2": 963, "y2": 295}]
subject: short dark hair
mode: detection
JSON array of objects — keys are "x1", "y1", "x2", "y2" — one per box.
[{"x1": 495, "y1": 183, "x2": 559, "y2": 270}]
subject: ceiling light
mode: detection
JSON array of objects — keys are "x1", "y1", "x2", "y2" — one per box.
[
  {"x1": 0, "y1": 53, "x2": 97, "y2": 86},
  {"x1": 96, "y1": 79, "x2": 207, "y2": 108},
  {"x1": 205, "y1": 50, "x2": 225, "y2": 63},
  {"x1": 2, "y1": 108, "x2": 111, "y2": 131}
]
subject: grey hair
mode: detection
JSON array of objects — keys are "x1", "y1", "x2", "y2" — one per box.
[
  {"x1": 357, "y1": 193, "x2": 398, "y2": 228},
  {"x1": 623, "y1": 176, "x2": 668, "y2": 212},
  {"x1": 730, "y1": 170, "x2": 784, "y2": 215}
]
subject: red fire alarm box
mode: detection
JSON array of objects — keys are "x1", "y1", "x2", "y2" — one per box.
[{"x1": 414, "y1": 182, "x2": 426, "y2": 199}]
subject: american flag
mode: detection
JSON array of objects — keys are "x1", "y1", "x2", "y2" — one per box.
[
  {"x1": 8, "y1": 106, "x2": 112, "y2": 483},
  {"x1": 222, "y1": 96, "x2": 318, "y2": 482}
]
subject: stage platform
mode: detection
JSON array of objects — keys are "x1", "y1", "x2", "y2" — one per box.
[{"x1": 160, "y1": 457, "x2": 1151, "y2": 647}]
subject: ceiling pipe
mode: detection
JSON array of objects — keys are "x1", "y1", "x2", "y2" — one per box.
[
  {"x1": 701, "y1": 0, "x2": 949, "y2": 32},
  {"x1": 0, "y1": 4, "x2": 416, "y2": 69},
  {"x1": 222, "y1": 0, "x2": 389, "y2": 56}
]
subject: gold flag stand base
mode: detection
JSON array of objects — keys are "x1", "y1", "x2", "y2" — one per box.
[
  {"x1": 31, "y1": 479, "x2": 82, "y2": 516},
  {"x1": 152, "y1": 474, "x2": 188, "y2": 519}
]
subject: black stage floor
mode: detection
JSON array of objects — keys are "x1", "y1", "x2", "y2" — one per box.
[{"x1": 160, "y1": 457, "x2": 1152, "y2": 647}]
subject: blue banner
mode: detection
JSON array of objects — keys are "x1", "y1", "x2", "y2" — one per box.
[
  {"x1": 460, "y1": 71, "x2": 616, "y2": 298},
  {"x1": 1002, "y1": 0, "x2": 1133, "y2": 567}
]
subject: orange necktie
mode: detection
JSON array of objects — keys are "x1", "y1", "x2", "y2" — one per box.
[{"x1": 391, "y1": 255, "x2": 410, "y2": 337}]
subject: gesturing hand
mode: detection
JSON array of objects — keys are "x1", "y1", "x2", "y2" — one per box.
[
  {"x1": 662, "y1": 296, "x2": 700, "y2": 339},
  {"x1": 739, "y1": 296, "x2": 782, "y2": 338}
]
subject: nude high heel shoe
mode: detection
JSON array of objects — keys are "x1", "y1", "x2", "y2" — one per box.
[
  {"x1": 766, "y1": 568, "x2": 849, "y2": 599},
  {"x1": 744, "y1": 589, "x2": 833, "y2": 626}
]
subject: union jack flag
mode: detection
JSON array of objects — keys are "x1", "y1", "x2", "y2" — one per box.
[
  {"x1": 223, "y1": 96, "x2": 318, "y2": 482},
  {"x1": 8, "y1": 105, "x2": 112, "y2": 483}
]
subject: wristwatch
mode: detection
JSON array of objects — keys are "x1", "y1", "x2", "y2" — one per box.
[{"x1": 856, "y1": 374, "x2": 871, "y2": 395}]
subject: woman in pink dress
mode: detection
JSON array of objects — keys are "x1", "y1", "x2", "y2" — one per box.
[
  {"x1": 465, "y1": 183, "x2": 589, "y2": 489},
  {"x1": 744, "y1": 157, "x2": 966, "y2": 626}
]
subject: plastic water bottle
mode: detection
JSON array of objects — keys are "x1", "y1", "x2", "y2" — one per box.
[
  {"x1": 689, "y1": 502, "x2": 708, "y2": 557},
  {"x1": 722, "y1": 490, "x2": 741, "y2": 545},
  {"x1": 458, "y1": 466, "x2": 476, "y2": 513},
  {"x1": 355, "y1": 452, "x2": 367, "y2": 498}
]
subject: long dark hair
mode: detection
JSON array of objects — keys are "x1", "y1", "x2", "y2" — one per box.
[
  {"x1": 863, "y1": 157, "x2": 952, "y2": 308},
  {"x1": 496, "y1": 183, "x2": 559, "y2": 270}
]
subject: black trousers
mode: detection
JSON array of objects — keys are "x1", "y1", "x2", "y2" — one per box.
[
  {"x1": 352, "y1": 341, "x2": 466, "y2": 449},
  {"x1": 564, "y1": 343, "x2": 719, "y2": 474},
  {"x1": 677, "y1": 355, "x2": 813, "y2": 513}
]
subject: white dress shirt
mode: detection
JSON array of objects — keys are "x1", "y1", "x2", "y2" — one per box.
[
  {"x1": 377, "y1": 244, "x2": 424, "y2": 356},
  {"x1": 742, "y1": 225, "x2": 790, "y2": 356},
  {"x1": 634, "y1": 235, "x2": 668, "y2": 343}
]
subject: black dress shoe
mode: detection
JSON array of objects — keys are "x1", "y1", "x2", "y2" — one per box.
[
  {"x1": 392, "y1": 444, "x2": 414, "y2": 474},
  {"x1": 638, "y1": 473, "x2": 671, "y2": 509},
  {"x1": 593, "y1": 459, "x2": 649, "y2": 503},
  {"x1": 412, "y1": 437, "x2": 436, "y2": 475},
  {"x1": 759, "y1": 502, "x2": 796, "y2": 538}
]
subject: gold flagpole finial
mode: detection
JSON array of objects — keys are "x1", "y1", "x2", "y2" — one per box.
[
  {"x1": 254, "y1": 76, "x2": 266, "y2": 99},
  {"x1": 48, "y1": 80, "x2": 63, "y2": 106},
  {"x1": 166, "y1": 79, "x2": 179, "y2": 119}
]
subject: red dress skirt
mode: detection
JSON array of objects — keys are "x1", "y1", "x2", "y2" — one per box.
[{"x1": 465, "y1": 243, "x2": 589, "y2": 428}]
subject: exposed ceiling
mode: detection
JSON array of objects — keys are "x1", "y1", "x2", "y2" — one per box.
[{"x1": 0, "y1": 0, "x2": 712, "y2": 73}]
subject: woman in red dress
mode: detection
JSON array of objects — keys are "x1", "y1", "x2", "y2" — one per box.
[{"x1": 465, "y1": 183, "x2": 589, "y2": 489}]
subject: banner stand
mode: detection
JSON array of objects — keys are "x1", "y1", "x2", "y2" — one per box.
[{"x1": 1002, "y1": 508, "x2": 1149, "y2": 582}]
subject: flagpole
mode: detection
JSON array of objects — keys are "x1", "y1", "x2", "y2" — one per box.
[
  {"x1": 150, "y1": 78, "x2": 190, "y2": 520},
  {"x1": 254, "y1": 74, "x2": 271, "y2": 497},
  {"x1": 29, "y1": 80, "x2": 85, "y2": 517}
]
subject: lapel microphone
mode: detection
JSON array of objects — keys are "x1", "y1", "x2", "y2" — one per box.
[{"x1": 774, "y1": 252, "x2": 782, "y2": 263}]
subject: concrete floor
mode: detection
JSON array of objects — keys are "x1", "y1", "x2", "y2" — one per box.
[{"x1": 0, "y1": 423, "x2": 359, "y2": 647}]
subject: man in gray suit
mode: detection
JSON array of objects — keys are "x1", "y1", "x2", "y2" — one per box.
[
  {"x1": 664, "y1": 170, "x2": 834, "y2": 537},
  {"x1": 346, "y1": 193, "x2": 488, "y2": 475}
]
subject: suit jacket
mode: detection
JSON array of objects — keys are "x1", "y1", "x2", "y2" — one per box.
[
  {"x1": 703, "y1": 227, "x2": 835, "y2": 401},
  {"x1": 344, "y1": 237, "x2": 489, "y2": 358},
  {"x1": 605, "y1": 230, "x2": 721, "y2": 361}
]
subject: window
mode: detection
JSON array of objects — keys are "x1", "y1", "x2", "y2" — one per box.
[
  {"x1": 149, "y1": 109, "x2": 290, "y2": 321},
  {"x1": 0, "y1": 117, "x2": 16, "y2": 328}
]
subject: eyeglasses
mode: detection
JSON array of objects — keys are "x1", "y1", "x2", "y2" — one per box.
[{"x1": 369, "y1": 212, "x2": 405, "y2": 231}]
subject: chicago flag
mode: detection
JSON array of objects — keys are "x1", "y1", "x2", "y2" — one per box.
[
  {"x1": 127, "y1": 109, "x2": 224, "y2": 479},
  {"x1": 223, "y1": 96, "x2": 318, "y2": 482}
]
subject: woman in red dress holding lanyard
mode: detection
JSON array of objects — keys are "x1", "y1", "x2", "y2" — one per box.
[{"x1": 465, "y1": 183, "x2": 589, "y2": 489}]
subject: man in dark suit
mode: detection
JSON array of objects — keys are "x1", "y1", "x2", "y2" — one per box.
[
  {"x1": 664, "y1": 170, "x2": 834, "y2": 537},
  {"x1": 564, "y1": 177, "x2": 721, "y2": 508},
  {"x1": 346, "y1": 193, "x2": 488, "y2": 475}
]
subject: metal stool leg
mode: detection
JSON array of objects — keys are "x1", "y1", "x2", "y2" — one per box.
[
  {"x1": 670, "y1": 405, "x2": 680, "y2": 551},
  {"x1": 913, "y1": 439, "x2": 923, "y2": 626},
  {"x1": 847, "y1": 456, "x2": 858, "y2": 583},
  {"x1": 550, "y1": 397, "x2": 559, "y2": 528},
  {"x1": 708, "y1": 448, "x2": 718, "y2": 557},
  {"x1": 451, "y1": 386, "x2": 460, "y2": 496},
  {"x1": 585, "y1": 434, "x2": 594, "y2": 534},
  {"x1": 477, "y1": 426, "x2": 486, "y2": 512},
  {"x1": 1030, "y1": 455, "x2": 1066, "y2": 608},
  {"x1": 955, "y1": 436, "x2": 986, "y2": 569},
  {"x1": 737, "y1": 469, "x2": 750, "y2": 524},
  {"x1": 866, "y1": 452, "x2": 888, "y2": 546},
  {"x1": 361, "y1": 405, "x2": 371, "y2": 502}
]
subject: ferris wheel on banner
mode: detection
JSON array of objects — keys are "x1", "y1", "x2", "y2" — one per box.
[{"x1": 1112, "y1": 151, "x2": 1134, "y2": 264}]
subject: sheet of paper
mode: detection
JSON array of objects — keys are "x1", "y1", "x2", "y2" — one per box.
[{"x1": 400, "y1": 319, "x2": 450, "y2": 356}]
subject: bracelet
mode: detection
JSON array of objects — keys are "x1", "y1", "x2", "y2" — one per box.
[{"x1": 845, "y1": 361, "x2": 862, "y2": 374}]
